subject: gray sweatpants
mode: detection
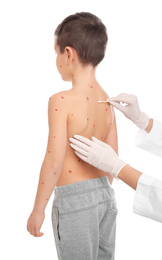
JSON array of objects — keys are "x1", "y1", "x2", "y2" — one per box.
[{"x1": 52, "y1": 176, "x2": 118, "y2": 260}]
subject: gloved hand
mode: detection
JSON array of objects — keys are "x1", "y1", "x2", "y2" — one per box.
[
  {"x1": 69, "y1": 135, "x2": 127, "y2": 179},
  {"x1": 107, "y1": 93, "x2": 149, "y2": 129}
]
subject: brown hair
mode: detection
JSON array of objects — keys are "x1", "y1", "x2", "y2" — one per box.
[{"x1": 55, "y1": 12, "x2": 108, "y2": 67}]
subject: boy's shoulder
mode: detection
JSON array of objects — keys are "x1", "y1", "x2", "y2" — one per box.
[
  {"x1": 49, "y1": 90, "x2": 73, "y2": 102},
  {"x1": 48, "y1": 90, "x2": 74, "y2": 113}
]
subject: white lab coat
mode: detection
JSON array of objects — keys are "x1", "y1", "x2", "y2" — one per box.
[{"x1": 133, "y1": 120, "x2": 162, "y2": 222}]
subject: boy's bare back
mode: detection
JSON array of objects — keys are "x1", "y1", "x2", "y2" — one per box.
[{"x1": 48, "y1": 82, "x2": 118, "y2": 187}]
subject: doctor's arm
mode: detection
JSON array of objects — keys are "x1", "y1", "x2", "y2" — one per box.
[
  {"x1": 117, "y1": 163, "x2": 162, "y2": 223},
  {"x1": 145, "y1": 118, "x2": 153, "y2": 133},
  {"x1": 107, "y1": 93, "x2": 162, "y2": 157},
  {"x1": 70, "y1": 136, "x2": 162, "y2": 222},
  {"x1": 70, "y1": 135, "x2": 142, "y2": 190}
]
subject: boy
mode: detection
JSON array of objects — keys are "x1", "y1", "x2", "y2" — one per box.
[{"x1": 27, "y1": 12, "x2": 118, "y2": 260}]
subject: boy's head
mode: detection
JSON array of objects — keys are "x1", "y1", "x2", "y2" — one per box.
[{"x1": 55, "y1": 12, "x2": 108, "y2": 68}]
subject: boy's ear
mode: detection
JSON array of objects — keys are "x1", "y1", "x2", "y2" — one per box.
[{"x1": 65, "y1": 46, "x2": 75, "y2": 64}]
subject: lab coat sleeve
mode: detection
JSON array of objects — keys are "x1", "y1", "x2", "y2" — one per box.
[
  {"x1": 133, "y1": 174, "x2": 162, "y2": 223},
  {"x1": 135, "y1": 120, "x2": 162, "y2": 157}
]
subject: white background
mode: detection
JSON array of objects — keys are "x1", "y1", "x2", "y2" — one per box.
[{"x1": 0, "y1": 0, "x2": 162, "y2": 259}]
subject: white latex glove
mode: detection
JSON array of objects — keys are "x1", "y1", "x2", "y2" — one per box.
[
  {"x1": 106, "y1": 93, "x2": 149, "y2": 129},
  {"x1": 69, "y1": 135, "x2": 127, "y2": 179}
]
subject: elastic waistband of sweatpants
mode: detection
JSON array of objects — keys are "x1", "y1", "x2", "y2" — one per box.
[{"x1": 54, "y1": 176, "x2": 114, "y2": 198}]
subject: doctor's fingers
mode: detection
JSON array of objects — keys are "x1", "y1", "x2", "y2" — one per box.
[
  {"x1": 69, "y1": 137, "x2": 91, "y2": 151},
  {"x1": 108, "y1": 101, "x2": 126, "y2": 113},
  {"x1": 92, "y1": 137, "x2": 112, "y2": 149},
  {"x1": 92, "y1": 137, "x2": 117, "y2": 155},
  {"x1": 75, "y1": 151, "x2": 89, "y2": 162},
  {"x1": 107, "y1": 93, "x2": 135, "y2": 104},
  {"x1": 73, "y1": 135, "x2": 93, "y2": 147},
  {"x1": 70, "y1": 143, "x2": 89, "y2": 157}
]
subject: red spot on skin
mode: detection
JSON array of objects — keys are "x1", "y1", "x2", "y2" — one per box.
[
  {"x1": 61, "y1": 96, "x2": 64, "y2": 99},
  {"x1": 105, "y1": 108, "x2": 108, "y2": 111},
  {"x1": 72, "y1": 74, "x2": 74, "y2": 77},
  {"x1": 101, "y1": 137, "x2": 103, "y2": 140},
  {"x1": 90, "y1": 86, "x2": 93, "y2": 88},
  {"x1": 49, "y1": 97, "x2": 52, "y2": 100},
  {"x1": 69, "y1": 170, "x2": 72, "y2": 173},
  {"x1": 55, "y1": 109, "x2": 58, "y2": 111},
  {"x1": 110, "y1": 122, "x2": 112, "y2": 126},
  {"x1": 71, "y1": 114, "x2": 74, "y2": 116},
  {"x1": 42, "y1": 182, "x2": 44, "y2": 184},
  {"x1": 46, "y1": 198, "x2": 48, "y2": 201},
  {"x1": 48, "y1": 150, "x2": 50, "y2": 153},
  {"x1": 53, "y1": 172, "x2": 56, "y2": 175},
  {"x1": 78, "y1": 159, "x2": 81, "y2": 162},
  {"x1": 87, "y1": 97, "x2": 89, "y2": 101},
  {"x1": 94, "y1": 124, "x2": 95, "y2": 127},
  {"x1": 87, "y1": 118, "x2": 89, "y2": 121},
  {"x1": 54, "y1": 136, "x2": 56, "y2": 139},
  {"x1": 60, "y1": 65, "x2": 62, "y2": 68}
]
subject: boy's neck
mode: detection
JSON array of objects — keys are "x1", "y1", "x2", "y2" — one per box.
[{"x1": 71, "y1": 64, "x2": 98, "y2": 89}]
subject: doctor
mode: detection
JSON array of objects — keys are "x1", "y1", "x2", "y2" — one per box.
[{"x1": 69, "y1": 93, "x2": 162, "y2": 223}]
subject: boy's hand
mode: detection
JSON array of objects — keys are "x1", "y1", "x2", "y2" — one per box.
[{"x1": 27, "y1": 210, "x2": 45, "y2": 237}]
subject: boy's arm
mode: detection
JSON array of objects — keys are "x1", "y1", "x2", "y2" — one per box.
[{"x1": 27, "y1": 93, "x2": 68, "y2": 237}]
